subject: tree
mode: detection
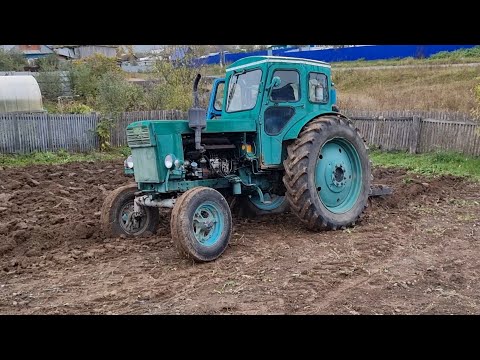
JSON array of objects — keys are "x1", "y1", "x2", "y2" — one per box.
[
  {"x1": 70, "y1": 54, "x2": 122, "y2": 105},
  {"x1": 147, "y1": 57, "x2": 198, "y2": 111}
]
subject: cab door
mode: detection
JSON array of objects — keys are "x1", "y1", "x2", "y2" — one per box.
[{"x1": 259, "y1": 65, "x2": 307, "y2": 167}]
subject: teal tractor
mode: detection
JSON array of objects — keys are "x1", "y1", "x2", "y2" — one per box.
[{"x1": 101, "y1": 56, "x2": 382, "y2": 262}]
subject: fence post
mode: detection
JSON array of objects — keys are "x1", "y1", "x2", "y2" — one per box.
[
  {"x1": 47, "y1": 114, "x2": 53, "y2": 151},
  {"x1": 410, "y1": 115, "x2": 422, "y2": 154},
  {"x1": 13, "y1": 113, "x2": 20, "y2": 153}
]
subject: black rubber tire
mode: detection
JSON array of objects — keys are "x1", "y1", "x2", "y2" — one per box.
[
  {"x1": 171, "y1": 187, "x2": 233, "y2": 262},
  {"x1": 236, "y1": 194, "x2": 290, "y2": 218},
  {"x1": 283, "y1": 115, "x2": 371, "y2": 231},
  {"x1": 101, "y1": 183, "x2": 159, "y2": 237}
]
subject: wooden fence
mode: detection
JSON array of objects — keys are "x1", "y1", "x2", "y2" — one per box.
[
  {"x1": 110, "y1": 110, "x2": 187, "y2": 147},
  {"x1": 0, "y1": 113, "x2": 99, "y2": 153},
  {"x1": 0, "y1": 109, "x2": 479, "y2": 156},
  {"x1": 345, "y1": 110, "x2": 480, "y2": 156},
  {"x1": 0, "y1": 110, "x2": 186, "y2": 154}
]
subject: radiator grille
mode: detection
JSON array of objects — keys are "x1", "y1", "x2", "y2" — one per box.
[{"x1": 127, "y1": 126, "x2": 151, "y2": 146}]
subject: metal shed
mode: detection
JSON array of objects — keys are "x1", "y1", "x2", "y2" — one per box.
[{"x1": 0, "y1": 75, "x2": 43, "y2": 113}]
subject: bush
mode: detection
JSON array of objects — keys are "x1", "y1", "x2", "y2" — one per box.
[
  {"x1": 36, "y1": 54, "x2": 60, "y2": 70},
  {"x1": 145, "y1": 59, "x2": 205, "y2": 111},
  {"x1": 36, "y1": 69, "x2": 63, "y2": 101},
  {"x1": 70, "y1": 54, "x2": 122, "y2": 105},
  {"x1": 0, "y1": 49, "x2": 27, "y2": 71},
  {"x1": 58, "y1": 101, "x2": 93, "y2": 114},
  {"x1": 96, "y1": 71, "x2": 145, "y2": 114}
]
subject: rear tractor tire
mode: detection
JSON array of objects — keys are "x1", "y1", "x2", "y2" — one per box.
[
  {"x1": 171, "y1": 187, "x2": 233, "y2": 262},
  {"x1": 283, "y1": 115, "x2": 371, "y2": 231},
  {"x1": 236, "y1": 192, "x2": 289, "y2": 218},
  {"x1": 101, "y1": 183, "x2": 160, "y2": 237}
]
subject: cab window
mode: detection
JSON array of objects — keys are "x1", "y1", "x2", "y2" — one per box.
[
  {"x1": 270, "y1": 70, "x2": 300, "y2": 102},
  {"x1": 214, "y1": 82, "x2": 224, "y2": 111},
  {"x1": 226, "y1": 69, "x2": 262, "y2": 112},
  {"x1": 308, "y1": 72, "x2": 328, "y2": 103}
]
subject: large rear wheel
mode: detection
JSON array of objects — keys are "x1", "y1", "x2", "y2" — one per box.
[
  {"x1": 237, "y1": 191, "x2": 289, "y2": 217},
  {"x1": 283, "y1": 115, "x2": 371, "y2": 230}
]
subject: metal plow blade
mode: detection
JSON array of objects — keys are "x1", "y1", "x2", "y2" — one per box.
[{"x1": 369, "y1": 184, "x2": 393, "y2": 197}]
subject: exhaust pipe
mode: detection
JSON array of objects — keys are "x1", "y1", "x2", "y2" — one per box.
[
  {"x1": 188, "y1": 73, "x2": 206, "y2": 151},
  {"x1": 193, "y1": 73, "x2": 201, "y2": 108}
]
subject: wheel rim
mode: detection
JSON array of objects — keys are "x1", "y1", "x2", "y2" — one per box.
[
  {"x1": 248, "y1": 192, "x2": 286, "y2": 211},
  {"x1": 192, "y1": 201, "x2": 224, "y2": 247},
  {"x1": 119, "y1": 200, "x2": 149, "y2": 235},
  {"x1": 315, "y1": 137, "x2": 362, "y2": 214}
]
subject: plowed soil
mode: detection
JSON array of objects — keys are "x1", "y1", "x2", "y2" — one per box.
[{"x1": 0, "y1": 161, "x2": 479, "y2": 314}]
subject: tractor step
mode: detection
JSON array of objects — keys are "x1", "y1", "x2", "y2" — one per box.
[{"x1": 369, "y1": 184, "x2": 393, "y2": 197}]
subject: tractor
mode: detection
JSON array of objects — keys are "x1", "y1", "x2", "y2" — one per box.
[{"x1": 101, "y1": 56, "x2": 386, "y2": 262}]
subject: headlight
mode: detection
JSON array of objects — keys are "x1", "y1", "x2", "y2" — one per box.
[
  {"x1": 124, "y1": 155, "x2": 134, "y2": 169},
  {"x1": 164, "y1": 154, "x2": 175, "y2": 169}
]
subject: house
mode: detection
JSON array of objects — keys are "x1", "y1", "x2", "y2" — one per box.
[
  {"x1": 50, "y1": 45, "x2": 119, "y2": 60},
  {"x1": 0, "y1": 45, "x2": 55, "y2": 63}
]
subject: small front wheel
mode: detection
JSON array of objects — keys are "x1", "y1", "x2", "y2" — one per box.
[
  {"x1": 101, "y1": 183, "x2": 159, "y2": 237},
  {"x1": 171, "y1": 187, "x2": 233, "y2": 262}
]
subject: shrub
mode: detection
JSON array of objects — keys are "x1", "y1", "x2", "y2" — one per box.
[
  {"x1": 36, "y1": 69, "x2": 63, "y2": 101},
  {"x1": 70, "y1": 54, "x2": 122, "y2": 105},
  {"x1": 96, "y1": 71, "x2": 145, "y2": 114},
  {"x1": 36, "y1": 54, "x2": 60, "y2": 70},
  {"x1": 0, "y1": 49, "x2": 27, "y2": 71},
  {"x1": 58, "y1": 101, "x2": 93, "y2": 114}
]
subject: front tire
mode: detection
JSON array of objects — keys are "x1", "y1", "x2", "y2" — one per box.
[
  {"x1": 171, "y1": 187, "x2": 233, "y2": 262},
  {"x1": 283, "y1": 115, "x2": 371, "y2": 230},
  {"x1": 101, "y1": 183, "x2": 160, "y2": 237}
]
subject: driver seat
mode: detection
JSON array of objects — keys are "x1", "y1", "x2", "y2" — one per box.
[{"x1": 271, "y1": 83, "x2": 295, "y2": 101}]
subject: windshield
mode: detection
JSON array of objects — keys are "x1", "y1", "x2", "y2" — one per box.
[{"x1": 226, "y1": 69, "x2": 262, "y2": 112}]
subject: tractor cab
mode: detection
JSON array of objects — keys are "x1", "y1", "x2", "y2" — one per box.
[{"x1": 205, "y1": 56, "x2": 339, "y2": 166}]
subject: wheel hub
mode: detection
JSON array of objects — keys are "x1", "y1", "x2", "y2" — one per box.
[
  {"x1": 332, "y1": 164, "x2": 347, "y2": 187},
  {"x1": 192, "y1": 203, "x2": 222, "y2": 246},
  {"x1": 119, "y1": 202, "x2": 146, "y2": 234},
  {"x1": 315, "y1": 138, "x2": 362, "y2": 213}
]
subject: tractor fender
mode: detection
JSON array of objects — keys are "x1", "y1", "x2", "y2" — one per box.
[{"x1": 282, "y1": 112, "x2": 350, "y2": 141}]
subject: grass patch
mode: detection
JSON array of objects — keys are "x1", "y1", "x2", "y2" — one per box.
[
  {"x1": 370, "y1": 150, "x2": 480, "y2": 181},
  {"x1": 332, "y1": 46, "x2": 480, "y2": 68},
  {"x1": 0, "y1": 147, "x2": 131, "y2": 168},
  {"x1": 333, "y1": 65, "x2": 480, "y2": 114}
]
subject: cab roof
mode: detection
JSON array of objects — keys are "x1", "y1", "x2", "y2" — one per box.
[{"x1": 226, "y1": 56, "x2": 331, "y2": 72}]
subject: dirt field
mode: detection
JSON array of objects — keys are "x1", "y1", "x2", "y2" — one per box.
[{"x1": 0, "y1": 160, "x2": 479, "y2": 314}]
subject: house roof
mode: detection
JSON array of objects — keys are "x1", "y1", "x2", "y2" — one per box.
[
  {"x1": 50, "y1": 45, "x2": 119, "y2": 49},
  {"x1": 13, "y1": 45, "x2": 54, "y2": 55}
]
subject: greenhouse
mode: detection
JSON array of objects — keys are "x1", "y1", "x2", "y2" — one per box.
[{"x1": 0, "y1": 75, "x2": 43, "y2": 113}]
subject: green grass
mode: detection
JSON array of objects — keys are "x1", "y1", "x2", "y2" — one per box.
[
  {"x1": 370, "y1": 150, "x2": 480, "y2": 181},
  {"x1": 333, "y1": 64, "x2": 480, "y2": 114},
  {"x1": 0, "y1": 147, "x2": 131, "y2": 168},
  {"x1": 332, "y1": 46, "x2": 480, "y2": 68}
]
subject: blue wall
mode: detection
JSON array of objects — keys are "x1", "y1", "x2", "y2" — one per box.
[{"x1": 195, "y1": 45, "x2": 477, "y2": 66}]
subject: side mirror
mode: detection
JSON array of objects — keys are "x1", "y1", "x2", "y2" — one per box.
[
  {"x1": 271, "y1": 76, "x2": 281, "y2": 88},
  {"x1": 267, "y1": 76, "x2": 282, "y2": 99}
]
